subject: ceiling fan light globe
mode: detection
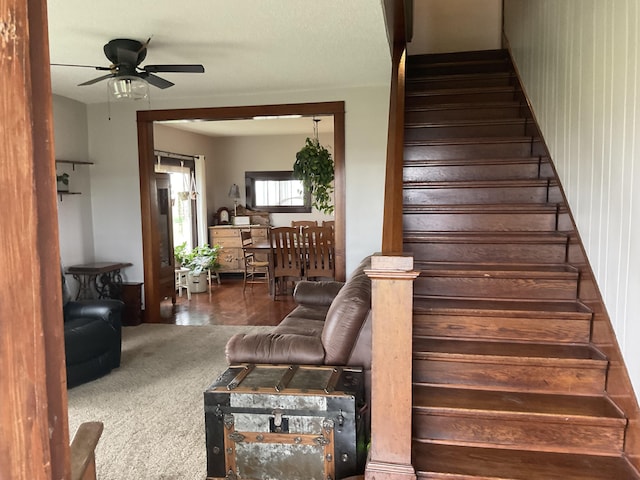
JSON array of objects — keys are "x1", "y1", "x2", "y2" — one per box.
[{"x1": 107, "y1": 75, "x2": 149, "y2": 101}]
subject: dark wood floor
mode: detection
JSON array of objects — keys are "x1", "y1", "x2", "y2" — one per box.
[{"x1": 158, "y1": 275, "x2": 297, "y2": 326}]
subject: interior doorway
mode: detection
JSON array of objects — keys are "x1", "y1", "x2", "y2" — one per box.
[{"x1": 137, "y1": 102, "x2": 346, "y2": 323}]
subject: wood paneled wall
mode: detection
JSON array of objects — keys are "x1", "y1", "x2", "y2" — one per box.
[{"x1": 504, "y1": 0, "x2": 640, "y2": 392}]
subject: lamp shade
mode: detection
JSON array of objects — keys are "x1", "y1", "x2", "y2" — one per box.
[
  {"x1": 107, "y1": 76, "x2": 149, "y2": 101},
  {"x1": 228, "y1": 184, "x2": 241, "y2": 199}
]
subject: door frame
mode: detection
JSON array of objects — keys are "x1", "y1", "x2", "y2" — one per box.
[{"x1": 137, "y1": 102, "x2": 346, "y2": 323}]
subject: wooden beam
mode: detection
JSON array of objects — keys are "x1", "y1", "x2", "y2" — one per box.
[{"x1": 0, "y1": 0, "x2": 70, "y2": 478}]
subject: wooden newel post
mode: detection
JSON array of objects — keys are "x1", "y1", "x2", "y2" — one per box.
[{"x1": 365, "y1": 254, "x2": 419, "y2": 480}]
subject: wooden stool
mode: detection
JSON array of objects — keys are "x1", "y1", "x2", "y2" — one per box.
[{"x1": 175, "y1": 268, "x2": 191, "y2": 300}]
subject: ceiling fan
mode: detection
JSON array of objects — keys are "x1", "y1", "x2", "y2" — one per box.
[{"x1": 52, "y1": 38, "x2": 205, "y2": 90}]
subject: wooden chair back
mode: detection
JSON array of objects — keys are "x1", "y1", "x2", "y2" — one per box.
[
  {"x1": 322, "y1": 220, "x2": 335, "y2": 230},
  {"x1": 269, "y1": 227, "x2": 304, "y2": 297},
  {"x1": 291, "y1": 220, "x2": 317, "y2": 234},
  {"x1": 303, "y1": 226, "x2": 335, "y2": 280}
]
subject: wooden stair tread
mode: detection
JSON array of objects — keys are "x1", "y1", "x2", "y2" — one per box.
[
  {"x1": 405, "y1": 136, "x2": 537, "y2": 147},
  {"x1": 405, "y1": 231, "x2": 567, "y2": 244},
  {"x1": 407, "y1": 86, "x2": 519, "y2": 98},
  {"x1": 403, "y1": 156, "x2": 546, "y2": 166},
  {"x1": 413, "y1": 338, "x2": 604, "y2": 361},
  {"x1": 412, "y1": 385, "x2": 624, "y2": 421},
  {"x1": 406, "y1": 101, "x2": 523, "y2": 112},
  {"x1": 412, "y1": 443, "x2": 640, "y2": 480},
  {"x1": 414, "y1": 262, "x2": 577, "y2": 276},
  {"x1": 413, "y1": 297, "x2": 591, "y2": 317},
  {"x1": 404, "y1": 179, "x2": 551, "y2": 189},
  {"x1": 406, "y1": 71, "x2": 515, "y2": 85},
  {"x1": 406, "y1": 118, "x2": 527, "y2": 129},
  {"x1": 404, "y1": 203, "x2": 558, "y2": 213},
  {"x1": 408, "y1": 49, "x2": 509, "y2": 64}
]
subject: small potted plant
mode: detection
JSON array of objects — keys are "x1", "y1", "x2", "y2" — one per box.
[
  {"x1": 56, "y1": 172, "x2": 70, "y2": 192},
  {"x1": 174, "y1": 242, "x2": 222, "y2": 293}
]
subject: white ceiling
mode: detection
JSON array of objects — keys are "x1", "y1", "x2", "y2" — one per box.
[
  {"x1": 47, "y1": 0, "x2": 391, "y2": 105},
  {"x1": 47, "y1": 1, "x2": 391, "y2": 137}
]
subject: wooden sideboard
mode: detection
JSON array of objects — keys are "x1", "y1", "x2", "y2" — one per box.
[{"x1": 209, "y1": 225, "x2": 269, "y2": 273}]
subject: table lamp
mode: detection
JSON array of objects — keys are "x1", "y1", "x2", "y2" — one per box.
[{"x1": 228, "y1": 184, "x2": 241, "y2": 216}]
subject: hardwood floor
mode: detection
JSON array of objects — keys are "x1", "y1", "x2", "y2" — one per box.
[{"x1": 157, "y1": 275, "x2": 297, "y2": 326}]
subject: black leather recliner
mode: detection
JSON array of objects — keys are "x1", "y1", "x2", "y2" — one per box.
[{"x1": 62, "y1": 270, "x2": 124, "y2": 388}]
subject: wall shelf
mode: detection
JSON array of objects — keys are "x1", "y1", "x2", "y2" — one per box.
[
  {"x1": 56, "y1": 160, "x2": 93, "y2": 200},
  {"x1": 55, "y1": 159, "x2": 94, "y2": 171}
]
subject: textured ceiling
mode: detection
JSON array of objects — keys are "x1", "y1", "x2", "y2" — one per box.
[{"x1": 47, "y1": 0, "x2": 391, "y2": 106}]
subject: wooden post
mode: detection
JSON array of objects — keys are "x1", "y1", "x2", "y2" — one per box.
[{"x1": 365, "y1": 255, "x2": 419, "y2": 480}]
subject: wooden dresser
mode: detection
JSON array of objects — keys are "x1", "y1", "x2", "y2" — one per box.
[{"x1": 209, "y1": 225, "x2": 269, "y2": 273}]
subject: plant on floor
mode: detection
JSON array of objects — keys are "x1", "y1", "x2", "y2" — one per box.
[
  {"x1": 174, "y1": 242, "x2": 222, "y2": 275},
  {"x1": 293, "y1": 118, "x2": 334, "y2": 214}
]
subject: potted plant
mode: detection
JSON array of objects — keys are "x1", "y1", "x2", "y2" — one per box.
[
  {"x1": 56, "y1": 172, "x2": 70, "y2": 192},
  {"x1": 293, "y1": 129, "x2": 335, "y2": 215},
  {"x1": 174, "y1": 242, "x2": 222, "y2": 293}
]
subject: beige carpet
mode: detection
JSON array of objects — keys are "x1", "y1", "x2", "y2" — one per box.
[{"x1": 67, "y1": 324, "x2": 270, "y2": 480}]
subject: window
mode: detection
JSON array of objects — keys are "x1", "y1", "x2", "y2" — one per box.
[{"x1": 245, "y1": 171, "x2": 311, "y2": 213}]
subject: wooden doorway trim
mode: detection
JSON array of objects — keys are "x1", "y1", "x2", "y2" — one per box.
[
  {"x1": 137, "y1": 102, "x2": 346, "y2": 323},
  {"x1": 1, "y1": 0, "x2": 71, "y2": 478}
]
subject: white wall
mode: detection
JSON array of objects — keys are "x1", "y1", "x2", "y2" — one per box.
[
  {"x1": 85, "y1": 85, "x2": 389, "y2": 285},
  {"x1": 209, "y1": 131, "x2": 334, "y2": 227},
  {"x1": 52, "y1": 95, "x2": 94, "y2": 294},
  {"x1": 504, "y1": 0, "x2": 640, "y2": 390},
  {"x1": 408, "y1": 0, "x2": 502, "y2": 55}
]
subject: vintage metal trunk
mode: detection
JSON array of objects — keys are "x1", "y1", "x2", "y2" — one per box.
[{"x1": 204, "y1": 364, "x2": 367, "y2": 480}]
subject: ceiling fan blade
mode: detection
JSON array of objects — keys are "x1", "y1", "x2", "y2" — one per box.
[
  {"x1": 51, "y1": 63, "x2": 112, "y2": 71},
  {"x1": 143, "y1": 64, "x2": 205, "y2": 73},
  {"x1": 78, "y1": 73, "x2": 114, "y2": 86},
  {"x1": 142, "y1": 73, "x2": 175, "y2": 89}
]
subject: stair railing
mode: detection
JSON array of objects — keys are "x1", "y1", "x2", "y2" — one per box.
[{"x1": 365, "y1": 2, "x2": 418, "y2": 480}]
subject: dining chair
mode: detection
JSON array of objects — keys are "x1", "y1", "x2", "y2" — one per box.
[
  {"x1": 241, "y1": 230, "x2": 269, "y2": 292},
  {"x1": 302, "y1": 226, "x2": 335, "y2": 281},
  {"x1": 291, "y1": 220, "x2": 317, "y2": 234},
  {"x1": 269, "y1": 226, "x2": 305, "y2": 299},
  {"x1": 321, "y1": 220, "x2": 335, "y2": 230}
]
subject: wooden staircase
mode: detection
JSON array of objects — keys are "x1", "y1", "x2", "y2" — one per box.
[{"x1": 404, "y1": 50, "x2": 640, "y2": 479}]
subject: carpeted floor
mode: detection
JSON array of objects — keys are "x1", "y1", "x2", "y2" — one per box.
[{"x1": 67, "y1": 323, "x2": 270, "y2": 480}]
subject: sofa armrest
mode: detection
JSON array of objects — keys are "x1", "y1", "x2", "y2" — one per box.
[
  {"x1": 64, "y1": 300, "x2": 124, "y2": 328},
  {"x1": 225, "y1": 332, "x2": 325, "y2": 365},
  {"x1": 293, "y1": 281, "x2": 345, "y2": 307}
]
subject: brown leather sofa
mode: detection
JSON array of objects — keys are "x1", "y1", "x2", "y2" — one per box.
[{"x1": 225, "y1": 256, "x2": 372, "y2": 378}]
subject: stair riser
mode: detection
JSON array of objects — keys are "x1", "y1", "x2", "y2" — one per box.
[
  {"x1": 405, "y1": 122, "x2": 536, "y2": 141},
  {"x1": 409, "y1": 50, "x2": 509, "y2": 65},
  {"x1": 406, "y1": 105, "x2": 527, "y2": 123},
  {"x1": 403, "y1": 161, "x2": 554, "y2": 182},
  {"x1": 409, "y1": 61, "x2": 512, "y2": 76},
  {"x1": 403, "y1": 185, "x2": 550, "y2": 205},
  {"x1": 405, "y1": 241, "x2": 567, "y2": 264},
  {"x1": 407, "y1": 75, "x2": 515, "y2": 91},
  {"x1": 413, "y1": 359, "x2": 607, "y2": 395},
  {"x1": 413, "y1": 314, "x2": 591, "y2": 344},
  {"x1": 405, "y1": 139, "x2": 545, "y2": 160},
  {"x1": 407, "y1": 91, "x2": 522, "y2": 107},
  {"x1": 414, "y1": 275, "x2": 578, "y2": 300},
  {"x1": 413, "y1": 413, "x2": 625, "y2": 456},
  {"x1": 403, "y1": 211, "x2": 557, "y2": 233}
]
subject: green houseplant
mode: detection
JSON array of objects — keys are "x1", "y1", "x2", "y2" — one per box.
[
  {"x1": 175, "y1": 242, "x2": 222, "y2": 293},
  {"x1": 293, "y1": 130, "x2": 335, "y2": 215}
]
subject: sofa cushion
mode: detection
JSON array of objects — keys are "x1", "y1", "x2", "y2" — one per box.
[
  {"x1": 276, "y1": 317, "x2": 325, "y2": 336},
  {"x1": 321, "y1": 269, "x2": 371, "y2": 365},
  {"x1": 225, "y1": 332, "x2": 325, "y2": 365},
  {"x1": 284, "y1": 304, "x2": 331, "y2": 323}
]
